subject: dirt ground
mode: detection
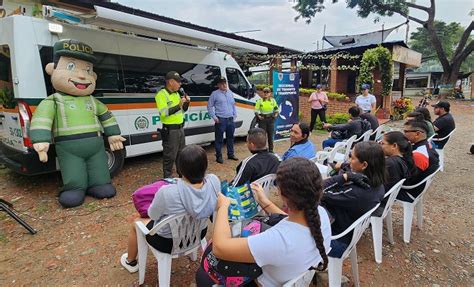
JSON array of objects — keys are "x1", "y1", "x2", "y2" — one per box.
[{"x1": 0, "y1": 100, "x2": 473, "y2": 286}]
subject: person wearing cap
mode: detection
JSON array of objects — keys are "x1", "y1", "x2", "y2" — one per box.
[
  {"x1": 207, "y1": 76, "x2": 238, "y2": 164},
  {"x1": 30, "y1": 39, "x2": 126, "y2": 208},
  {"x1": 255, "y1": 87, "x2": 279, "y2": 152},
  {"x1": 308, "y1": 84, "x2": 329, "y2": 131},
  {"x1": 155, "y1": 71, "x2": 190, "y2": 178},
  {"x1": 432, "y1": 101, "x2": 455, "y2": 149},
  {"x1": 355, "y1": 84, "x2": 376, "y2": 113}
]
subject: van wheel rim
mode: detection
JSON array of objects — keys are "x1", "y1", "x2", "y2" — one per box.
[{"x1": 106, "y1": 149, "x2": 115, "y2": 169}]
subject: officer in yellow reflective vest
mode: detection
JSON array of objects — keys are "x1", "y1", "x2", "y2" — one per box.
[
  {"x1": 255, "y1": 87, "x2": 279, "y2": 152},
  {"x1": 155, "y1": 71, "x2": 190, "y2": 178}
]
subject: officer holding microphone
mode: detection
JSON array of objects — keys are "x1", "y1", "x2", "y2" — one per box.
[{"x1": 155, "y1": 71, "x2": 190, "y2": 178}]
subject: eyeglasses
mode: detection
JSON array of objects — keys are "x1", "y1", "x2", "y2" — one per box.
[{"x1": 403, "y1": 129, "x2": 424, "y2": 134}]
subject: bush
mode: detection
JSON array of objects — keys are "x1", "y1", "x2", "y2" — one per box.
[
  {"x1": 256, "y1": 84, "x2": 272, "y2": 91},
  {"x1": 313, "y1": 112, "x2": 350, "y2": 130},
  {"x1": 327, "y1": 92, "x2": 347, "y2": 101},
  {"x1": 299, "y1": 88, "x2": 316, "y2": 94}
]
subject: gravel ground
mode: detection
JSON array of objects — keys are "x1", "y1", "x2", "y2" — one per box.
[{"x1": 0, "y1": 99, "x2": 472, "y2": 286}]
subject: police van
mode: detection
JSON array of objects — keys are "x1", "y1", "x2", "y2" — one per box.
[{"x1": 0, "y1": 5, "x2": 265, "y2": 176}]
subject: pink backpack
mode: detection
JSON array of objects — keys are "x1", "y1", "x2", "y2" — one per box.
[{"x1": 132, "y1": 179, "x2": 175, "y2": 218}]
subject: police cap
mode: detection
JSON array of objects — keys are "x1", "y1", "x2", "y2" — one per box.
[{"x1": 53, "y1": 39, "x2": 96, "y2": 64}]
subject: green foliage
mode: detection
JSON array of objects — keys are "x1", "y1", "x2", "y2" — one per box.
[
  {"x1": 313, "y1": 112, "x2": 350, "y2": 130},
  {"x1": 326, "y1": 92, "x2": 347, "y2": 101},
  {"x1": 0, "y1": 87, "x2": 15, "y2": 109},
  {"x1": 256, "y1": 84, "x2": 272, "y2": 91},
  {"x1": 299, "y1": 88, "x2": 316, "y2": 94},
  {"x1": 357, "y1": 46, "x2": 393, "y2": 97},
  {"x1": 410, "y1": 21, "x2": 474, "y2": 73}
]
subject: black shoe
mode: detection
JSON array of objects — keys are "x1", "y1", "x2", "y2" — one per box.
[
  {"x1": 216, "y1": 157, "x2": 224, "y2": 164},
  {"x1": 228, "y1": 155, "x2": 239, "y2": 161}
]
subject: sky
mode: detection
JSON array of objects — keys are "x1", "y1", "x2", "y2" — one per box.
[{"x1": 116, "y1": 0, "x2": 473, "y2": 52}]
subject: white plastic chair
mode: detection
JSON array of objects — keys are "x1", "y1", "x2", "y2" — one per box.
[
  {"x1": 328, "y1": 203, "x2": 380, "y2": 287},
  {"x1": 135, "y1": 213, "x2": 208, "y2": 286},
  {"x1": 432, "y1": 128, "x2": 456, "y2": 172},
  {"x1": 390, "y1": 168, "x2": 440, "y2": 243},
  {"x1": 370, "y1": 179, "x2": 405, "y2": 263},
  {"x1": 353, "y1": 129, "x2": 373, "y2": 143},
  {"x1": 332, "y1": 135, "x2": 357, "y2": 163},
  {"x1": 370, "y1": 125, "x2": 384, "y2": 142},
  {"x1": 252, "y1": 173, "x2": 276, "y2": 198},
  {"x1": 313, "y1": 144, "x2": 346, "y2": 165},
  {"x1": 283, "y1": 269, "x2": 316, "y2": 287}
]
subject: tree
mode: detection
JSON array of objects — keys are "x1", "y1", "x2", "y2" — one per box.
[
  {"x1": 410, "y1": 21, "x2": 474, "y2": 73},
  {"x1": 293, "y1": 0, "x2": 474, "y2": 86}
]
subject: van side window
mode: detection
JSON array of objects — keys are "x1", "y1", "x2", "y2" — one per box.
[
  {"x1": 121, "y1": 55, "x2": 166, "y2": 93},
  {"x1": 39, "y1": 46, "x2": 54, "y2": 95},
  {"x1": 226, "y1": 68, "x2": 250, "y2": 98},
  {"x1": 179, "y1": 64, "x2": 221, "y2": 97},
  {"x1": 95, "y1": 53, "x2": 124, "y2": 93}
]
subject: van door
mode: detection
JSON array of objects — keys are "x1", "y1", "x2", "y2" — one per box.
[{"x1": 0, "y1": 44, "x2": 23, "y2": 151}]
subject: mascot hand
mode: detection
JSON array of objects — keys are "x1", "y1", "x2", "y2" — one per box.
[
  {"x1": 108, "y1": 135, "x2": 126, "y2": 151},
  {"x1": 33, "y1": 142, "x2": 50, "y2": 163}
]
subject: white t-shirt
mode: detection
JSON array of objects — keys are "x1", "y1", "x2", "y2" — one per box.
[
  {"x1": 355, "y1": 94, "x2": 376, "y2": 112},
  {"x1": 247, "y1": 206, "x2": 331, "y2": 287}
]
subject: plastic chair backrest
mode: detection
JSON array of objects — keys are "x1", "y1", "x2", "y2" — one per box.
[
  {"x1": 253, "y1": 174, "x2": 276, "y2": 197},
  {"x1": 432, "y1": 128, "x2": 456, "y2": 147},
  {"x1": 341, "y1": 135, "x2": 357, "y2": 161},
  {"x1": 379, "y1": 179, "x2": 405, "y2": 219},
  {"x1": 354, "y1": 129, "x2": 373, "y2": 143},
  {"x1": 328, "y1": 144, "x2": 346, "y2": 163},
  {"x1": 282, "y1": 269, "x2": 316, "y2": 287},
  {"x1": 331, "y1": 203, "x2": 380, "y2": 259},
  {"x1": 147, "y1": 213, "x2": 207, "y2": 256},
  {"x1": 400, "y1": 168, "x2": 440, "y2": 204}
]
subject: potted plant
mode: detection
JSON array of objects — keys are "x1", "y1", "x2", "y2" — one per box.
[{"x1": 391, "y1": 97, "x2": 414, "y2": 120}]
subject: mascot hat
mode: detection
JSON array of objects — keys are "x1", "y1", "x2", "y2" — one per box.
[{"x1": 53, "y1": 39, "x2": 96, "y2": 64}]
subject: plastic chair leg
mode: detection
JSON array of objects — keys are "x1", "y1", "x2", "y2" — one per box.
[
  {"x1": 437, "y1": 149, "x2": 444, "y2": 172},
  {"x1": 385, "y1": 210, "x2": 394, "y2": 245},
  {"x1": 350, "y1": 247, "x2": 360, "y2": 287},
  {"x1": 416, "y1": 199, "x2": 424, "y2": 230},
  {"x1": 328, "y1": 257, "x2": 343, "y2": 287},
  {"x1": 157, "y1": 252, "x2": 173, "y2": 287},
  {"x1": 402, "y1": 202, "x2": 415, "y2": 243},
  {"x1": 136, "y1": 233, "x2": 149, "y2": 285},
  {"x1": 370, "y1": 216, "x2": 383, "y2": 264}
]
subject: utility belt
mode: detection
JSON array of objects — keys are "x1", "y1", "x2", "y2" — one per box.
[
  {"x1": 54, "y1": 131, "x2": 102, "y2": 143},
  {"x1": 162, "y1": 123, "x2": 184, "y2": 130},
  {"x1": 259, "y1": 114, "x2": 275, "y2": 119}
]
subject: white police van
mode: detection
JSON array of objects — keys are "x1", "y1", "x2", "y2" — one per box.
[{"x1": 0, "y1": 4, "x2": 264, "y2": 176}]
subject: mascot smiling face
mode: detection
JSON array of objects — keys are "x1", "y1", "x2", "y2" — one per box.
[{"x1": 45, "y1": 40, "x2": 97, "y2": 96}]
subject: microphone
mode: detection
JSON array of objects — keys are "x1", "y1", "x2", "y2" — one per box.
[{"x1": 178, "y1": 87, "x2": 186, "y2": 98}]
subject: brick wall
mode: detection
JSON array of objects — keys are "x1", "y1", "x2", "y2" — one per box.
[{"x1": 299, "y1": 92, "x2": 354, "y2": 124}]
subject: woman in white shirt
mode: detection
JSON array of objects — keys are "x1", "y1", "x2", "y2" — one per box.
[
  {"x1": 355, "y1": 83, "x2": 376, "y2": 113},
  {"x1": 210, "y1": 157, "x2": 331, "y2": 286}
]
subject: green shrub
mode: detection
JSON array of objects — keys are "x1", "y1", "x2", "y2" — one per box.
[
  {"x1": 313, "y1": 112, "x2": 350, "y2": 130},
  {"x1": 327, "y1": 92, "x2": 347, "y2": 101},
  {"x1": 299, "y1": 88, "x2": 316, "y2": 94},
  {"x1": 256, "y1": 84, "x2": 272, "y2": 91}
]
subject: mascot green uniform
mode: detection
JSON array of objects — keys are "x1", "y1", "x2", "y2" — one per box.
[{"x1": 30, "y1": 39, "x2": 126, "y2": 208}]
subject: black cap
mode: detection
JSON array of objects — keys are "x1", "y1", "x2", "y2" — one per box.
[
  {"x1": 217, "y1": 76, "x2": 227, "y2": 83},
  {"x1": 165, "y1": 71, "x2": 182, "y2": 82},
  {"x1": 431, "y1": 101, "x2": 450, "y2": 110}
]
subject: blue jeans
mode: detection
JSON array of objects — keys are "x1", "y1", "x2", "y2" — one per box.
[
  {"x1": 322, "y1": 138, "x2": 343, "y2": 149},
  {"x1": 214, "y1": 117, "x2": 235, "y2": 158},
  {"x1": 328, "y1": 239, "x2": 349, "y2": 258}
]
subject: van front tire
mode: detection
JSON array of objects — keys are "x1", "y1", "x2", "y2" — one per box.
[{"x1": 105, "y1": 147, "x2": 125, "y2": 178}]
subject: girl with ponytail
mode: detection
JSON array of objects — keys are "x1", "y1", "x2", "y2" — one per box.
[
  {"x1": 208, "y1": 157, "x2": 331, "y2": 286},
  {"x1": 380, "y1": 131, "x2": 414, "y2": 191}
]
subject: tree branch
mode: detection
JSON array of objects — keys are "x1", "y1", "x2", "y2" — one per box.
[
  {"x1": 453, "y1": 21, "x2": 474, "y2": 58},
  {"x1": 406, "y1": 2, "x2": 430, "y2": 13},
  {"x1": 377, "y1": 3, "x2": 426, "y2": 26},
  {"x1": 453, "y1": 40, "x2": 474, "y2": 65}
]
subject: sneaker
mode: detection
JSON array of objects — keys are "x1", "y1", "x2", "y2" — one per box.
[
  {"x1": 228, "y1": 155, "x2": 239, "y2": 161},
  {"x1": 120, "y1": 253, "x2": 138, "y2": 273}
]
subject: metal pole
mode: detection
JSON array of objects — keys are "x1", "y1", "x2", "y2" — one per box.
[
  {"x1": 405, "y1": 15, "x2": 410, "y2": 43},
  {"x1": 381, "y1": 23, "x2": 385, "y2": 43},
  {"x1": 322, "y1": 24, "x2": 326, "y2": 49}
]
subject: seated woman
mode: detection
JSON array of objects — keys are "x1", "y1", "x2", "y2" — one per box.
[
  {"x1": 380, "y1": 131, "x2": 414, "y2": 191},
  {"x1": 281, "y1": 123, "x2": 316, "y2": 160},
  {"x1": 198, "y1": 157, "x2": 331, "y2": 286},
  {"x1": 321, "y1": 141, "x2": 385, "y2": 258},
  {"x1": 120, "y1": 145, "x2": 219, "y2": 273}
]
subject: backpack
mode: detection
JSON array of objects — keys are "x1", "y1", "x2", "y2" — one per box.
[
  {"x1": 360, "y1": 119, "x2": 371, "y2": 133},
  {"x1": 132, "y1": 178, "x2": 176, "y2": 217}
]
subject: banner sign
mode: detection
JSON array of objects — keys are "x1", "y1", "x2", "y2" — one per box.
[{"x1": 272, "y1": 71, "x2": 300, "y2": 141}]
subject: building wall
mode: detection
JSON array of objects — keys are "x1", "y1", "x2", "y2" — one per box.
[{"x1": 299, "y1": 93, "x2": 354, "y2": 123}]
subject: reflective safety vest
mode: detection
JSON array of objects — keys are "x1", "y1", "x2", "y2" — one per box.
[
  {"x1": 255, "y1": 98, "x2": 278, "y2": 115},
  {"x1": 155, "y1": 88, "x2": 184, "y2": 125},
  {"x1": 30, "y1": 93, "x2": 120, "y2": 143}
]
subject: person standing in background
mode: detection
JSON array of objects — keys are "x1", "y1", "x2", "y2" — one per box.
[
  {"x1": 207, "y1": 77, "x2": 238, "y2": 164},
  {"x1": 255, "y1": 87, "x2": 279, "y2": 153},
  {"x1": 155, "y1": 71, "x2": 190, "y2": 178},
  {"x1": 308, "y1": 84, "x2": 329, "y2": 131},
  {"x1": 356, "y1": 84, "x2": 376, "y2": 114}
]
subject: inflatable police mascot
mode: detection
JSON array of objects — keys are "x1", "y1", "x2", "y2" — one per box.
[{"x1": 30, "y1": 39, "x2": 125, "y2": 208}]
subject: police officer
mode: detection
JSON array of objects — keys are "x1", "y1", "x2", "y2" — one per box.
[
  {"x1": 30, "y1": 39, "x2": 126, "y2": 208},
  {"x1": 155, "y1": 71, "x2": 190, "y2": 178},
  {"x1": 255, "y1": 87, "x2": 279, "y2": 153}
]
